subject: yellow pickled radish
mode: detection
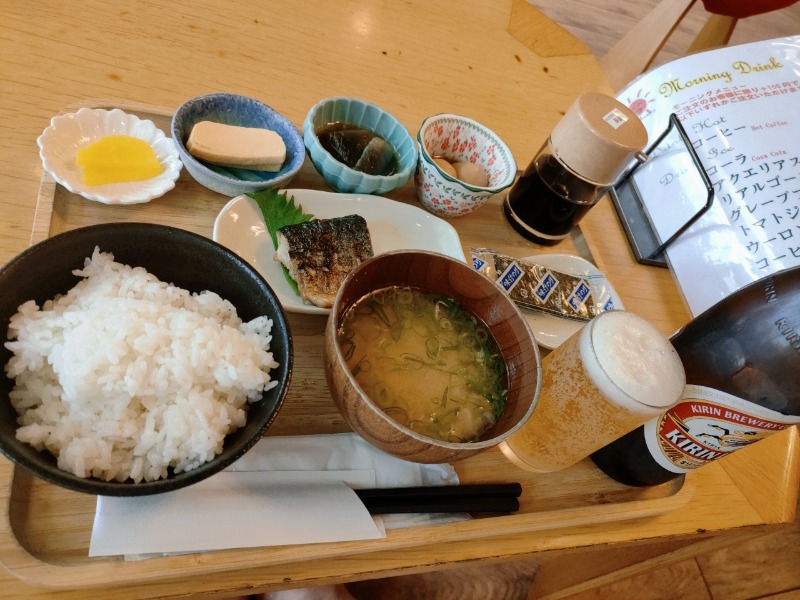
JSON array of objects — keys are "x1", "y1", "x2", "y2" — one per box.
[{"x1": 76, "y1": 135, "x2": 164, "y2": 185}]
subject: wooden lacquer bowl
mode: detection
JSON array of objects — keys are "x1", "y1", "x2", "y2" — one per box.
[{"x1": 324, "y1": 250, "x2": 541, "y2": 463}]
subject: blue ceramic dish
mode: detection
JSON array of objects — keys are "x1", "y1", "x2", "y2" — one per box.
[
  {"x1": 302, "y1": 97, "x2": 417, "y2": 195},
  {"x1": 171, "y1": 93, "x2": 304, "y2": 196}
]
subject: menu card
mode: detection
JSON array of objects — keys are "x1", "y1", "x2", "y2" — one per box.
[{"x1": 618, "y1": 36, "x2": 800, "y2": 316}]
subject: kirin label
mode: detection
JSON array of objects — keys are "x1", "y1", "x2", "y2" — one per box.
[{"x1": 643, "y1": 384, "x2": 800, "y2": 473}]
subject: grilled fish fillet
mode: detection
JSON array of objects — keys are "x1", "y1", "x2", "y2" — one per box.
[{"x1": 274, "y1": 214, "x2": 374, "y2": 308}]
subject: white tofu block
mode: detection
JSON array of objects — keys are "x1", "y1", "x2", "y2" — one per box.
[{"x1": 186, "y1": 121, "x2": 286, "y2": 171}]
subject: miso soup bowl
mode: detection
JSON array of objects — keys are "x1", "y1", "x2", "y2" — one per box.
[{"x1": 323, "y1": 250, "x2": 541, "y2": 464}]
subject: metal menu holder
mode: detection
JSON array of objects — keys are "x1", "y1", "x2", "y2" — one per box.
[{"x1": 610, "y1": 114, "x2": 714, "y2": 267}]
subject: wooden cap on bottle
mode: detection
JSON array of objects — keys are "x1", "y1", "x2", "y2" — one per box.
[{"x1": 550, "y1": 92, "x2": 648, "y2": 185}]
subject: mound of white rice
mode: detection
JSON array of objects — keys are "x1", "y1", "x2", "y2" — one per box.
[{"x1": 4, "y1": 247, "x2": 279, "y2": 483}]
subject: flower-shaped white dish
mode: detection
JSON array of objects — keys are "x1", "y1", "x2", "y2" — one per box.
[
  {"x1": 522, "y1": 254, "x2": 624, "y2": 350},
  {"x1": 213, "y1": 189, "x2": 467, "y2": 315},
  {"x1": 37, "y1": 108, "x2": 183, "y2": 205}
]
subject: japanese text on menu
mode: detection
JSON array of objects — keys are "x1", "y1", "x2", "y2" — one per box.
[
  {"x1": 618, "y1": 37, "x2": 800, "y2": 315},
  {"x1": 674, "y1": 82, "x2": 800, "y2": 269}
]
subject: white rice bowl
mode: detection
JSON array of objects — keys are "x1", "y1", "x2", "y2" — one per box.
[{"x1": 4, "y1": 247, "x2": 279, "y2": 483}]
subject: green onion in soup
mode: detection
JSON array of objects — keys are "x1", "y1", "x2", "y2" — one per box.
[{"x1": 337, "y1": 286, "x2": 507, "y2": 443}]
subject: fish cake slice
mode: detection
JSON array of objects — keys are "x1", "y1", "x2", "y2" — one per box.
[{"x1": 275, "y1": 214, "x2": 373, "y2": 308}]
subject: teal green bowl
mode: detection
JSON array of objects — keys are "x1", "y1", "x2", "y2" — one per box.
[{"x1": 302, "y1": 97, "x2": 417, "y2": 195}]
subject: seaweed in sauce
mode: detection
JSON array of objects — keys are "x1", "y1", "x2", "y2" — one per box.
[{"x1": 316, "y1": 122, "x2": 399, "y2": 176}]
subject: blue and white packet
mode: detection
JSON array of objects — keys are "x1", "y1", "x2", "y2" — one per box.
[{"x1": 470, "y1": 247, "x2": 612, "y2": 321}]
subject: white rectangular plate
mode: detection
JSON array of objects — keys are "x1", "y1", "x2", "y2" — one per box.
[{"x1": 212, "y1": 189, "x2": 466, "y2": 314}]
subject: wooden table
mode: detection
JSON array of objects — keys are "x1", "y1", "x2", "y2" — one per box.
[{"x1": 0, "y1": 1, "x2": 798, "y2": 598}]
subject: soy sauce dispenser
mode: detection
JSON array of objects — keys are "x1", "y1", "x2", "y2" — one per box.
[{"x1": 504, "y1": 92, "x2": 648, "y2": 245}]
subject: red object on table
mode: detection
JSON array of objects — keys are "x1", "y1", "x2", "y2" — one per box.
[{"x1": 702, "y1": 0, "x2": 798, "y2": 18}]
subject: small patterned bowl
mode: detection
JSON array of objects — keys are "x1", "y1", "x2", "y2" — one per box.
[
  {"x1": 415, "y1": 114, "x2": 517, "y2": 218},
  {"x1": 302, "y1": 97, "x2": 417, "y2": 195},
  {"x1": 37, "y1": 108, "x2": 183, "y2": 205},
  {"x1": 171, "y1": 93, "x2": 304, "y2": 197}
]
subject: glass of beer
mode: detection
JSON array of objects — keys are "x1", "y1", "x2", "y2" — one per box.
[{"x1": 499, "y1": 310, "x2": 685, "y2": 473}]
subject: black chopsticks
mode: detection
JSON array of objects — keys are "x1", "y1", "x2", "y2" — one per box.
[{"x1": 353, "y1": 483, "x2": 522, "y2": 514}]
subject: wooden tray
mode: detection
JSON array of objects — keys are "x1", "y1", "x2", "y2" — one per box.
[{"x1": 0, "y1": 102, "x2": 693, "y2": 589}]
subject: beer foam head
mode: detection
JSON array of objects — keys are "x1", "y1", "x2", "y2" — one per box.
[{"x1": 582, "y1": 310, "x2": 685, "y2": 411}]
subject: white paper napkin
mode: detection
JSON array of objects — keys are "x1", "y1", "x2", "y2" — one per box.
[{"x1": 89, "y1": 433, "x2": 461, "y2": 558}]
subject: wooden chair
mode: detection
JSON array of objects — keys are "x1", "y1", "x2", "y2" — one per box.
[{"x1": 600, "y1": 0, "x2": 737, "y2": 91}]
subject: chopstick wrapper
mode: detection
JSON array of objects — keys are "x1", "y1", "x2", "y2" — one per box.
[{"x1": 89, "y1": 433, "x2": 460, "y2": 558}]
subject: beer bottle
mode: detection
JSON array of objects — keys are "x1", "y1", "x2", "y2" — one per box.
[{"x1": 590, "y1": 266, "x2": 800, "y2": 486}]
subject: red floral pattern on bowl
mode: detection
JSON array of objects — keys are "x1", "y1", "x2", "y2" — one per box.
[{"x1": 415, "y1": 114, "x2": 516, "y2": 218}]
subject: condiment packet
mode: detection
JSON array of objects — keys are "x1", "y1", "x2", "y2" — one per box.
[{"x1": 470, "y1": 247, "x2": 613, "y2": 321}]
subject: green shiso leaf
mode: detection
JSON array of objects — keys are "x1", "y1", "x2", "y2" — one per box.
[{"x1": 247, "y1": 188, "x2": 314, "y2": 294}]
